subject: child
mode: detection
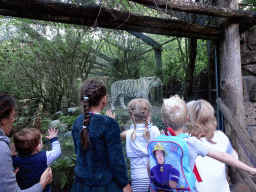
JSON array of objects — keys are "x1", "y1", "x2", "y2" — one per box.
[
  {"x1": 160, "y1": 95, "x2": 256, "y2": 192},
  {"x1": 70, "y1": 79, "x2": 131, "y2": 192},
  {"x1": 13, "y1": 127, "x2": 61, "y2": 192},
  {"x1": 120, "y1": 98, "x2": 160, "y2": 192},
  {"x1": 186, "y1": 99, "x2": 238, "y2": 192}
]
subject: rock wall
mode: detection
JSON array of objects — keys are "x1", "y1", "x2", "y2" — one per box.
[{"x1": 241, "y1": 27, "x2": 256, "y2": 143}]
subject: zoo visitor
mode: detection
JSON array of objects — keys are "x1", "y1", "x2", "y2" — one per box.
[
  {"x1": 186, "y1": 99, "x2": 238, "y2": 192},
  {"x1": 70, "y1": 79, "x2": 132, "y2": 192},
  {"x1": 13, "y1": 127, "x2": 61, "y2": 192},
  {"x1": 160, "y1": 95, "x2": 256, "y2": 192},
  {"x1": 118, "y1": 98, "x2": 160, "y2": 192},
  {"x1": 0, "y1": 93, "x2": 52, "y2": 192}
]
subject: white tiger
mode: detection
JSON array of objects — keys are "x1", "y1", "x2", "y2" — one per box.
[{"x1": 111, "y1": 77, "x2": 162, "y2": 110}]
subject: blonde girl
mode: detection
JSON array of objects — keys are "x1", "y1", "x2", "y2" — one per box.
[
  {"x1": 186, "y1": 99, "x2": 238, "y2": 192},
  {"x1": 121, "y1": 98, "x2": 160, "y2": 192}
]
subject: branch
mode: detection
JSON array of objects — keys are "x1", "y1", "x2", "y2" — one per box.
[{"x1": 216, "y1": 98, "x2": 256, "y2": 167}]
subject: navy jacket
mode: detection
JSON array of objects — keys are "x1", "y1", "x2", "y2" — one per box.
[
  {"x1": 72, "y1": 113, "x2": 128, "y2": 188},
  {"x1": 0, "y1": 128, "x2": 42, "y2": 192},
  {"x1": 13, "y1": 151, "x2": 50, "y2": 192}
]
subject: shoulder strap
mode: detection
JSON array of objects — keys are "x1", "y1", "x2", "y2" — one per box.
[
  {"x1": 164, "y1": 127, "x2": 202, "y2": 183},
  {"x1": 164, "y1": 127, "x2": 176, "y2": 136}
]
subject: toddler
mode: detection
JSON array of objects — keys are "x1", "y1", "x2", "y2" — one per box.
[{"x1": 13, "y1": 127, "x2": 61, "y2": 192}]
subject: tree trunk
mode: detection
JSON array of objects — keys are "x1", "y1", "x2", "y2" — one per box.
[
  {"x1": 185, "y1": 38, "x2": 197, "y2": 101},
  {"x1": 217, "y1": 0, "x2": 255, "y2": 190}
]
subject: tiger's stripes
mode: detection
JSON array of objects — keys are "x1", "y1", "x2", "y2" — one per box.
[{"x1": 110, "y1": 77, "x2": 162, "y2": 110}]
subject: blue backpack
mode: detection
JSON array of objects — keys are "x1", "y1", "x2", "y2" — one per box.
[{"x1": 148, "y1": 134, "x2": 195, "y2": 192}]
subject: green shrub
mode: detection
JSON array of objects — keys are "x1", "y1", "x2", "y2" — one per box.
[
  {"x1": 49, "y1": 137, "x2": 76, "y2": 191},
  {"x1": 115, "y1": 111, "x2": 130, "y2": 129},
  {"x1": 59, "y1": 114, "x2": 79, "y2": 130},
  {"x1": 51, "y1": 154, "x2": 76, "y2": 191},
  {"x1": 41, "y1": 117, "x2": 51, "y2": 134},
  {"x1": 151, "y1": 115, "x2": 165, "y2": 131},
  {"x1": 71, "y1": 108, "x2": 82, "y2": 116}
]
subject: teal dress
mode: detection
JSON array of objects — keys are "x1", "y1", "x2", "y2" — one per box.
[{"x1": 70, "y1": 114, "x2": 128, "y2": 192}]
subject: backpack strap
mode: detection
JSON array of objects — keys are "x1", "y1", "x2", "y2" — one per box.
[
  {"x1": 164, "y1": 127, "x2": 176, "y2": 136},
  {"x1": 164, "y1": 127, "x2": 203, "y2": 183},
  {"x1": 193, "y1": 165, "x2": 202, "y2": 182}
]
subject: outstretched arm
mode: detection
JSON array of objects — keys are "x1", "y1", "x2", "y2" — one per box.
[
  {"x1": 207, "y1": 149, "x2": 256, "y2": 174},
  {"x1": 45, "y1": 127, "x2": 61, "y2": 166},
  {"x1": 120, "y1": 131, "x2": 127, "y2": 141}
]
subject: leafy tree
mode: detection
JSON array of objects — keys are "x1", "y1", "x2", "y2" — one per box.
[{"x1": 0, "y1": 18, "x2": 101, "y2": 114}]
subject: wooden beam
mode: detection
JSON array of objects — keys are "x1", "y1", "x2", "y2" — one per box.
[
  {"x1": 128, "y1": 0, "x2": 255, "y2": 20},
  {"x1": 128, "y1": 0, "x2": 256, "y2": 33},
  {"x1": 216, "y1": 98, "x2": 256, "y2": 167},
  {"x1": 0, "y1": 0, "x2": 222, "y2": 40}
]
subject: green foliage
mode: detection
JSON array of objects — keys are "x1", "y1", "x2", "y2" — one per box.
[
  {"x1": 115, "y1": 110, "x2": 131, "y2": 131},
  {"x1": 71, "y1": 108, "x2": 82, "y2": 117},
  {"x1": 51, "y1": 154, "x2": 76, "y2": 171},
  {"x1": 151, "y1": 115, "x2": 165, "y2": 131},
  {"x1": 41, "y1": 117, "x2": 51, "y2": 133},
  {"x1": 59, "y1": 114, "x2": 79, "y2": 130},
  {"x1": 49, "y1": 136, "x2": 76, "y2": 190},
  {"x1": 240, "y1": 0, "x2": 256, "y2": 11},
  {"x1": 0, "y1": 18, "x2": 100, "y2": 114},
  {"x1": 60, "y1": 174, "x2": 68, "y2": 189},
  {"x1": 51, "y1": 154, "x2": 76, "y2": 190}
]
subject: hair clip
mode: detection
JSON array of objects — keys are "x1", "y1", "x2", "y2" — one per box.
[
  {"x1": 83, "y1": 126, "x2": 87, "y2": 129},
  {"x1": 83, "y1": 97, "x2": 89, "y2": 100}
]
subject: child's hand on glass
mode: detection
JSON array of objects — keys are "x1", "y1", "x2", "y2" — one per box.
[
  {"x1": 106, "y1": 109, "x2": 115, "y2": 119},
  {"x1": 45, "y1": 127, "x2": 59, "y2": 140}
]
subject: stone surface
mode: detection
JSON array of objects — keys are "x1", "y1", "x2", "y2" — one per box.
[
  {"x1": 242, "y1": 77, "x2": 249, "y2": 101},
  {"x1": 246, "y1": 28, "x2": 256, "y2": 52},
  {"x1": 250, "y1": 84, "x2": 256, "y2": 102},
  {"x1": 241, "y1": 51, "x2": 256, "y2": 65},
  {"x1": 241, "y1": 27, "x2": 256, "y2": 53},
  {"x1": 50, "y1": 120, "x2": 60, "y2": 127},
  {"x1": 244, "y1": 102, "x2": 256, "y2": 126},
  {"x1": 242, "y1": 65, "x2": 256, "y2": 76},
  {"x1": 243, "y1": 76, "x2": 256, "y2": 102},
  {"x1": 59, "y1": 123, "x2": 69, "y2": 133},
  {"x1": 64, "y1": 131, "x2": 72, "y2": 138},
  {"x1": 246, "y1": 126, "x2": 256, "y2": 143}
]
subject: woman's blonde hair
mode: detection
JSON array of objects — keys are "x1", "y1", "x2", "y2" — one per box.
[
  {"x1": 128, "y1": 98, "x2": 151, "y2": 142},
  {"x1": 186, "y1": 99, "x2": 217, "y2": 143}
]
